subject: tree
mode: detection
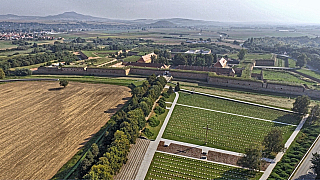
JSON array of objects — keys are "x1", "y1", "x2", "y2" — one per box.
[
  {"x1": 0, "y1": 68, "x2": 5, "y2": 79},
  {"x1": 59, "y1": 79, "x2": 69, "y2": 88},
  {"x1": 173, "y1": 54, "x2": 187, "y2": 66},
  {"x1": 213, "y1": 54, "x2": 218, "y2": 63},
  {"x1": 175, "y1": 82, "x2": 180, "y2": 92},
  {"x1": 237, "y1": 145, "x2": 262, "y2": 171},
  {"x1": 262, "y1": 128, "x2": 284, "y2": 154},
  {"x1": 292, "y1": 95, "x2": 310, "y2": 114},
  {"x1": 168, "y1": 86, "x2": 174, "y2": 95},
  {"x1": 297, "y1": 53, "x2": 307, "y2": 68},
  {"x1": 237, "y1": 49, "x2": 247, "y2": 60},
  {"x1": 83, "y1": 164, "x2": 113, "y2": 180},
  {"x1": 311, "y1": 152, "x2": 320, "y2": 179},
  {"x1": 311, "y1": 105, "x2": 320, "y2": 122}
]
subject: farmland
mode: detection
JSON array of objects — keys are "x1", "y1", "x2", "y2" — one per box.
[
  {"x1": 178, "y1": 92, "x2": 300, "y2": 124},
  {"x1": 146, "y1": 152, "x2": 262, "y2": 180},
  {"x1": 0, "y1": 81, "x2": 131, "y2": 179},
  {"x1": 163, "y1": 105, "x2": 295, "y2": 152}
]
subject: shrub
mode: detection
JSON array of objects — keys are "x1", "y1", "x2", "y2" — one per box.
[
  {"x1": 149, "y1": 116, "x2": 160, "y2": 127},
  {"x1": 59, "y1": 79, "x2": 69, "y2": 88},
  {"x1": 154, "y1": 106, "x2": 165, "y2": 115},
  {"x1": 143, "y1": 128, "x2": 154, "y2": 138},
  {"x1": 162, "y1": 92, "x2": 169, "y2": 98},
  {"x1": 157, "y1": 99, "x2": 166, "y2": 108}
]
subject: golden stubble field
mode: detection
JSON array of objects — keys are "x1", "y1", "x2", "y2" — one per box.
[{"x1": 0, "y1": 81, "x2": 131, "y2": 179}]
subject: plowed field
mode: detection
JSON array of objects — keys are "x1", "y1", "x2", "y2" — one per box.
[{"x1": 0, "y1": 81, "x2": 131, "y2": 179}]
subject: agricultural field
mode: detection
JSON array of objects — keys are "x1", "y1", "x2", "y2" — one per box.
[
  {"x1": 0, "y1": 81, "x2": 131, "y2": 179},
  {"x1": 163, "y1": 105, "x2": 295, "y2": 152},
  {"x1": 177, "y1": 92, "x2": 300, "y2": 124},
  {"x1": 146, "y1": 152, "x2": 262, "y2": 180}
]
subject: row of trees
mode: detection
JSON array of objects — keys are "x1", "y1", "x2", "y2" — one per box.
[
  {"x1": 172, "y1": 53, "x2": 217, "y2": 66},
  {"x1": 243, "y1": 36, "x2": 320, "y2": 69},
  {"x1": 0, "y1": 51, "x2": 78, "y2": 74},
  {"x1": 79, "y1": 75, "x2": 167, "y2": 179}
]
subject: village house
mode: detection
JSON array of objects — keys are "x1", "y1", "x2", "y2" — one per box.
[
  {"x1": 137, "y1": 53, "x2": 157, "y2": 63},
  {"x1": 214, "y1": 58, "x2": 228, "y2": 68}
]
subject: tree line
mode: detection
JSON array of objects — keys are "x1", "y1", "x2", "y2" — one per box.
[
  {"x1": 243, "y1": 36, "x2": 320, "y2": 69},
  {"x1": 0, "y1": 51, "x2": 78, "y2": 74},
  {"x1": 75, "y1": 74, "x2": 167, "y2": 179}
]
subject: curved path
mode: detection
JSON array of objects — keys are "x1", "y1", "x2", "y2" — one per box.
[{"x1": 135, "y1": 91, "x2": 179, "y2": 180}]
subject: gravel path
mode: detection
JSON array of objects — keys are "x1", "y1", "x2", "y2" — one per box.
[
  {"x1": 259, "y1": 114, "x2": 309, "y2": 180},
  {"x1": 135, "y1": 92, "x2": 179, "y2": 180},
  {"x1": 114, "y1": 138, "x2": 150, "y2": 180}
]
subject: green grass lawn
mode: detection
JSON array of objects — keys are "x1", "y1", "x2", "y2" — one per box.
[
  {"x1": 296, "y1": 68, "x2": 320, "y2": 81},
  {"x1": 144, "y1": 110, "x2": 169, "y2": 140},
  {"x1": 288, "y1": 58, "x2": 296, "y2": 68},
  {"x1": 263, "y1": 70, "x2": 317, "y2": 87},
  {"x1": 0, "y1": 40, "x2": 17, "y2": 49},
  {"x1": 8, "y1": 62, "x2": 50, "y2": 71},
  {"x1": 19, "y1": 75, "x2": 144, "y2": 87},
  {"x1": 163, "y1": 105, "x2": 295, "y2": 153},
  {"x1": 0, "y1": 48, "x2": 34, "y2": 56},
  {"x1": 229, "y1": 53, "x2": 272, "y2": 61},
  {"x1": 92, "y1": 57, "x2": 114, "y2": 65},
  {"x1": 82, "y1": 51, "x2": 98, "y2": 58},
  {"x1": 122, "y1": 55, "x2": 141, "y2": 62},
  {"x1": 178, "y1": 92, "x2": 300, "y2": 125},
  {"x1": 146, "y1": 152, "x2": 262, "y2": 180}
]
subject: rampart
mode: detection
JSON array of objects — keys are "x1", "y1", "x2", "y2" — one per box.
[
  {"x1": 35, "y1": 66, "x2": 320, "y2": 98},
  {"x1": 35, "y1": 66, "x2": 129, "y2": 76}
]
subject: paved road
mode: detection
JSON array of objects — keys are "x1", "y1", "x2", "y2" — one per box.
[
  {"x1": 259, "y1": 115, "x2": 308, "y2": 180},
  {"x1": 135, "y1": 91, "x2": 179, "y2": 180},
  {"x1": 290, "y1": 134, "x2": 320, "y2": 180}
]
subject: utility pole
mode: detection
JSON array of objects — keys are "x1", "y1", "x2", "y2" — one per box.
[{"x1": 203, "y1": 124, "x2": 212, "y2": 145}]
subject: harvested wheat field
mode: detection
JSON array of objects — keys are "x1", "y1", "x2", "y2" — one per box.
[{"x1": 0, "y1": 81, "x2": 131, "y2": 179}]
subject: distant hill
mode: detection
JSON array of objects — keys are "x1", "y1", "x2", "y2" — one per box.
[
  {"x1": 147, "y1": 20, "x2": 176, "y2": 27},
  {"x1": 0, "y1": 12, "x2": 225, "y2": 27},
  {"x1": 41, "y1": 11, "x2": 109, "y2": 21}
]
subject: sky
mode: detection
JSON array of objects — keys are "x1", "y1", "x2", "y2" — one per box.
[{"x1": 0, "y1": 0, "x2": 320, "y2": 24}]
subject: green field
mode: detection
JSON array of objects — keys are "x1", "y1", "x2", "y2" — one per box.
[
  {"x1": 18, "y1": 75, "x2": 145, "y2": 87},
  {"x1": 82, "y1": 51, "x2": 98, "y2": 57},
  {"x1": 229, "y1": 53, "x2": 272, "y2": 61},
  {"x1": 0, "y1": 40, "x2": 18, "y2": 49},
  {"x1": 123, "y1": 55, "x2": 141, "y2": 62},
  {"x1": 296, "y1": 68, "x2": 320, "y2": 81},
  {"x1": 163, "y1": 105, "x2": 295, "y2": 152},
  {"x1": 263, "y1": 70, "x2": 317, "y2": 87},
  {"x1": 146, "y1": 152, "x2": 262, "y2": 180},
  {"x1": 9, "y1": 62, "x2": 49, "y2": 71},
  {"x1": 288, "y1": 58, "x2": 296, "y2": 68},
  {"x1": 178, "y1": 92, "x2": 300, "y2": 124}
]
